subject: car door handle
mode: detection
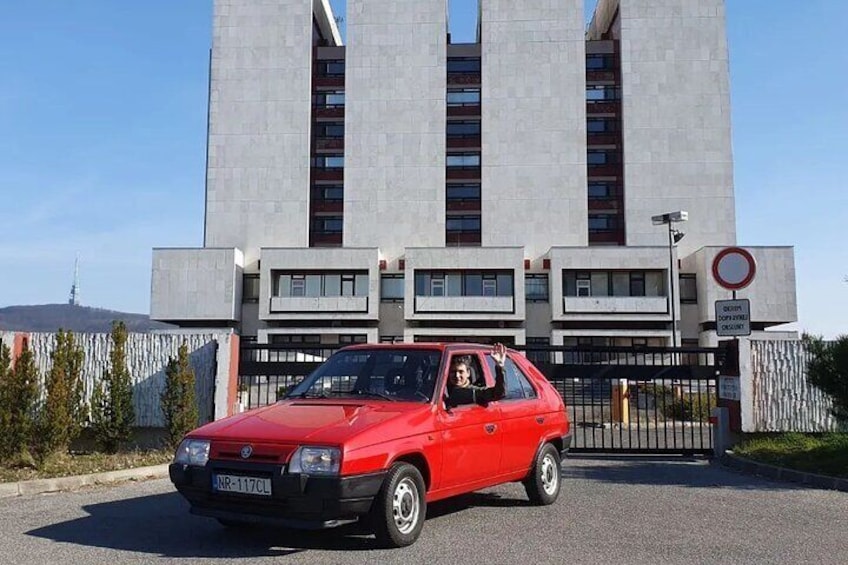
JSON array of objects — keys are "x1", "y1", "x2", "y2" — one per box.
[
  {"x1": 484, "y1": 424, "x2": 497, "y2": 434},
  {"x1": 536, "y1": 416, "x2": 545, "y2": 424}
]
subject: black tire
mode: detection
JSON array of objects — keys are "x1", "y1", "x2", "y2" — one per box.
[
  {"x1": 370, "y1": 462, "x2": 427, "y2": 548},
  {"x1": 523, "y1": 443, "x2": 562, "y2": 505}
]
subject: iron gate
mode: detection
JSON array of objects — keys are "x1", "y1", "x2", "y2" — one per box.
[{"x1": 238, "y1": 342, "x2": 726, "y2": 455}]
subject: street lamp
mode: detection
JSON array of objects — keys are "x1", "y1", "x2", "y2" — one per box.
[{"x1": 652, "y1": 211, "x2": 688, "y2": 348}]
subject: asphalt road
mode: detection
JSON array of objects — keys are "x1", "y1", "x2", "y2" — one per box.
[{"x1": 1, "y1": 457, "x2": 846, "y2": 565}]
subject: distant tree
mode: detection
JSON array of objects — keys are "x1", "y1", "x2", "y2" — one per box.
[
  {"x1": 160, "y1": 343, "x2": 200, "y2": 448},
  {"x1": 90, "y1": 321, "x2": 135, "y2": 453},
  {"x1": 804, "y1": 334, "x2": 848, "y2": 425},
  {"x1": 39, "y1": 330, "x2": 87, "y2": 455},
  {"x1": 1, "y1": 342, "x2": 39, "y2": 466}
]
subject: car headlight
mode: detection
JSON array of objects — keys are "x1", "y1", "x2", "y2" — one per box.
[
  {"x1": 174, "y1": 439, "x2": 210, "y2": 466},
  {"x1": 288, "y1": 446, "x2": 340, "y2": 475}
]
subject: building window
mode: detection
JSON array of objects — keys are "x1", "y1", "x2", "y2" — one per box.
[
  {"x1": 275, "y1": 271, "x2": 368, "y2": 298},
  {"x1": 587, "y1": 150, "x2": 619, "y2": 166},
  {"x1": 588, "y1": 214, "x2": 619, "y2": 232},
  {"x1": 446, "y1": 153, "x2": 481, "y2": 168},
  {"x1": 380, "y1": 335, "x2": 404, "y2": 343},
  {"x1": 415, "y1": 270, "x2": 513, "y2": 297},
  {"x1": 447, "y1": 58, "x2": 481, "y2": 73},
  {"x1": 311, "y1": 216, "x2": 343, "y2": 233},
  {"x1": 587, "y1": 118, "x2": 617, "y2": 133},
  {"x1": 446, "y1": 215, "x2": 481, "y2": 232},
  {"x1": 586, "y1": 86, "x2": 620, "y2": 101},
  {"x1": 313, "y1": 90, "x2": 345, "y2": 107},
  {"x1": 586, "y1": 54, "x2": 615, "y2": 70},
  {"x1": 525, "y1": 274, "x2": 549, "y2": 302},
  {"x1": 339, "y1": 334, "x2": 367, "y2": 344},
  {"x1": 316, "y1": 60, "x2": 344, "y2": 76},
  {"x1": 680, "y1": 274, "x2": 698, "y2": 304},
  {"x1": 314, "y1": 124, "x2": 344, "y2": 138},
  {"x1": 588, "y1": 182, "x2": 617, "y2": 199},
  {"x1": 312, "y1": 185, "x2": 343, "y2": 201},
  {"x1": 270, "y1": 334, "x2": 321, "y2": 344},
  {"x1": 446, "y1": 121, "x2": 481, "y2": 137},
  {"x1": 564, "y1": 270, "x2": 666, "y2": 297},
  {"x1": 312, "y1": 155, "x2": 344, "y2": 169},
  {"x1": 447, "y1": 88, "x2": 480, "y2": 106},
  {"x1": 446, "y1": 184, "x2": 481, "y2": 201},
  {"x1": 242, "y1": 274, "x2": 260, "y2": 303},
  {"x1": 380, "y1": 274, "x2": 404, "y2": 302}
]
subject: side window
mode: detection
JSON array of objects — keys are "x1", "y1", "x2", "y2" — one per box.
[{"x1": 486, "y1": 356, "x2": 533, "y2": 400}]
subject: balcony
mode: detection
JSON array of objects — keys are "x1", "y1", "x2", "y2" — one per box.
[
  {"x1": 447, "y1": 136, "x2": 481, "y2": 149},
  {"x1": 311, "y1": 168, "x2": 344, "y2": 182},
  {"x1": 314, "y1": 137, "x2": 344, "y2": 151},
  {"x1": 588, "y1": 230, "x2": 625, "y2": 245},
  {"x1": 447, "y1": 105, "x2": 481, "y2": 117},
  {"x1": 587, "y1": 132, "x2": 619, "y2": 146},
  {"x1": 313, "y1": 76, "x2": 344, "y2": 88},
  {"x1": 563, "y1": 296, "x2": 668, "y2": 315},
  {"x1": 447, "y1": 73, "x2": 481, "y2": 86},
  {"x1": 446, "y1": 167, "x2": 481, "y2": 181},
  {"x1": 587, "y1": 164, "x2": 621, "y2": 178},
  {"x1": 586, "y1": 100, "x2": 621, "y2": 115},
  {"x1": 415, "y1": 296, "x2": 514, "y2": 314},
  {"x1": 271, "y1": 296, "x2": 368, "y2": 314},
  {"x1": 311, "y1": 199, "x2": 343, "y2": 213},
  {"x1": 313, "y1": 106, "x2": 344, "y2": 119}
]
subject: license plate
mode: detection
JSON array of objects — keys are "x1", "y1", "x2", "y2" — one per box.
[{"x1": 213, "y1": 474, "x2": 272, "y2": 496}]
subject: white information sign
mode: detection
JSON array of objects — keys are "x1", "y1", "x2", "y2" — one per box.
[
  {"x1": 719, "y1": 376, "x2": 741, "y2": 401},
  {"x1": 715, "y1": 299, "x2": 751, "y2": 337}
]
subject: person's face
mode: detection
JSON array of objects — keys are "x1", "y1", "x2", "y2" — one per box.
[{"x1": 451, "y1": 362, "x2": 471, "y2": 388}]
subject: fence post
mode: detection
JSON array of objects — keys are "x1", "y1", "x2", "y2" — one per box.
[{"x1": 710, "y1": 406, "x2": 732, "y2": 457}]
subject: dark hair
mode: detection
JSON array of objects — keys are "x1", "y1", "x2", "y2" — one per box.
[{"x1": 451, "y1": 355, "x2": 473, "y2": 369}]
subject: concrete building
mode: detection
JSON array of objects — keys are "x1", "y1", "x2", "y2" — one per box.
[{"x1": 151, "y1": 0, "x2": 798, "y2": 348}]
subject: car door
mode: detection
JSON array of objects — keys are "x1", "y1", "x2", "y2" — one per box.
[
  {"x1": 435, "y1": 351, "x2": 502, "y2": 489},
  {"x1": 486, "y1": 354, "x2": 542, "y2": 475}
]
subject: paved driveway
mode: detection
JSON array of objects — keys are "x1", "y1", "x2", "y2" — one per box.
[{"x1": 1, "y1": 456, "x2": 846, "y2": 565}]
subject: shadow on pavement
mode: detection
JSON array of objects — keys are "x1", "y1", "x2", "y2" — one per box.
[
  {"x1": 563, "y1": 454, "x2": 806, "y2": 491},
  {"x1": 26, "y1": 491, "x2": 384, "y2": 557}
]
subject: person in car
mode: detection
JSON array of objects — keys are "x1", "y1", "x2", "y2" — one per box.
[{"x1": 446, "y1": 343, "x2": 507, "y2": 406}]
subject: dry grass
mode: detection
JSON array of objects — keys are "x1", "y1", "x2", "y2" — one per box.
[{"x1": 0, "y1": 449, "x2": 173, "y2": 483}]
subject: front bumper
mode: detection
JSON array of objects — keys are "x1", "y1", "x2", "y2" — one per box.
[{"x1": 169, "y1": 460, "x2": 386, "y2": 529}]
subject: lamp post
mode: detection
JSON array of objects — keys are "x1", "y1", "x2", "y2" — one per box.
[{"x1": 651, "y1": 211, "x2": 688, "y2": 349}]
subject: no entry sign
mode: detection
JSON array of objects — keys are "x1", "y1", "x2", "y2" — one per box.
[{"x1": 712, "y1": 247, "x2": 756, "y2": 291}]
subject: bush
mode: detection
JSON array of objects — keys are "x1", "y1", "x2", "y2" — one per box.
[
  {"x1": 160, "y1": 343, "x2": 199, "y2": 448},
  {"x1": 90, "y1": 321, "x2": 136, "y2": 453},
  {"x1": 662, "y1": 392, "x2": 716, "y2": 422},
  {"x1": 0, "y1": 343, "x2": 12, "y2": 458},
  {"x1": 39, "y1": 330, "x2": 87, "y2": 455},
  {"x1": 804, "y1": 334, "x2": 848, "y2": 425},
  {"x1": 0, "y1": 342, "x2": 40, "y2": 466}
]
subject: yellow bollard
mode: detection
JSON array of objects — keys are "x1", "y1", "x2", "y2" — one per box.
[{"x1": 611, "y1": 379, "x2": 630, "y2": 423}]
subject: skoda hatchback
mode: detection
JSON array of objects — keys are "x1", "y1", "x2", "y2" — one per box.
[{"x1": 170, "y1": 343, "x2": 571, "y2": 547}]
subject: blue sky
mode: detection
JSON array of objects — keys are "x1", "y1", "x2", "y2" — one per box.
[{"x1": 0, "y1": 1, "x2": 845, "y2": 338}]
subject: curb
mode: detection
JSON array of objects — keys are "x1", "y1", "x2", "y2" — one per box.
[
  {"x1": 0, "y1": 464, "x2": 170, "y2": 499},
  {"x1": 721, "y1": 451, "x2": 848, "y2": 493}
]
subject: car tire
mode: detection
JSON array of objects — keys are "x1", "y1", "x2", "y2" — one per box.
[
  {"x1": 370, "y1": 462, "x2": 427, "y2": 548},
  {"x1": 523, "y1": 443, "x2": 561, "y2": 505}
]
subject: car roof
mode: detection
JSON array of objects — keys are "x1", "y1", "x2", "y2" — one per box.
[{"x1": 340, "y1": 342, "x2": 500, "y2": 353}]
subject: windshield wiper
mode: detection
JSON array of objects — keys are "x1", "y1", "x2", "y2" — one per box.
[{"x1": 350, "y1": 390, "x2": 397, "y2": 401}]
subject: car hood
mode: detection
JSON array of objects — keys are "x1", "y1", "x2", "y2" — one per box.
[{"x1": 191, "y1": 400, "x2": 431, "y2": 445}]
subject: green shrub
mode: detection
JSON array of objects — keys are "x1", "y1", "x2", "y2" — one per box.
[
  {"x1": 160, "y1": 343, "x2": 199, "y2": 448},
  {"x1": 0, "y1": 342, "x2": 39, "y2": 466},
  {"x1": 0, "y1": 343, "x2": 12, "y2": 458},
  {"x1": 38, "y1": 330, "x2": 87, "y2": 455},
  {"x1": 804, "y1": 334, "x2": 848, "y2": 425},
  {"x1": 90, "y1": 322, "x2": 135, "y2": 453},
  {"x1": 663, "y1": 392, "x2": 716, "y2": 422}
]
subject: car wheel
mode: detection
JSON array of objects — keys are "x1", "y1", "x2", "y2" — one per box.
[
  {"x1": 370, "y1": 462, "x2": 427, "y2": 548},
  {"x1": 523, "y1": 443, "x2": 561, "y2": 505}
]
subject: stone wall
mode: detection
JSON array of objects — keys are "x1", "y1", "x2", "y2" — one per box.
[
  {"x1": 749, "y1": 340, "x2": 838, "y2": 432},
  {"x1": 0, "y1": 330, "x2": 236, "y2": 428}
]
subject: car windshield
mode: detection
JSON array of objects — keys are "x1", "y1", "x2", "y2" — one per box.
[{"x1": 285, "y1": 348, "x2": 442, "y2": 403}]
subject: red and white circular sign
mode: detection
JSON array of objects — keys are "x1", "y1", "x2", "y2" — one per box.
[{"x1": 712, "y1": 247, "x2": 756, "y2": 290}]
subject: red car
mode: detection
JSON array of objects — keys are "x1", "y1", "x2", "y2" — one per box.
[{"x1": 169, "y1": 343, "x2": 571, "y2": 547}]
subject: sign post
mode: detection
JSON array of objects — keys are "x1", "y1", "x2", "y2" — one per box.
[{"x1": 711, "y1": 247, "x2": 757, "y2": 433}]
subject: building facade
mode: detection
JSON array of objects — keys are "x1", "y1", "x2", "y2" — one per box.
[{"x1": 151, "y1": 0, "x2": 798, "y2": 347}]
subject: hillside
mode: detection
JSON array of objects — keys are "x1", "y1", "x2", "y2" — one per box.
[{"x1": 0, "y1": 304, "x2": 175, "y2": 333}]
